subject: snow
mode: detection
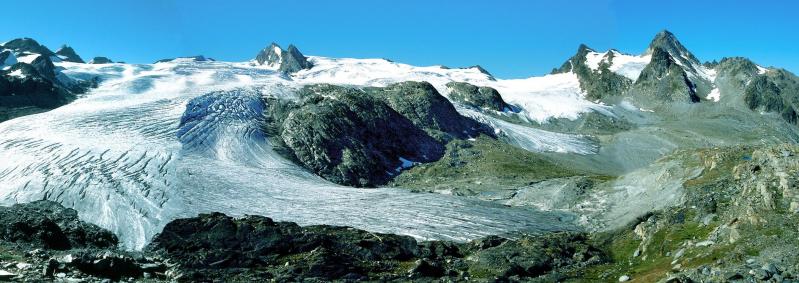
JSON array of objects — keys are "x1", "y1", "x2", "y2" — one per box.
[
  {"x1": 706, "y1": 88, "x2": 721, "y2": 102},
  {"x1": 290, "y1": 56, "x2": 608, "y2": 124},
  {"x1": 7, "y1": 69, "x2": 25, "y2": 78},
  {"x1": 584, "y1": 51, "x2": 607, "y2": 71},
  {"x1": 757, "y1": 65, "x2": 768, "y2": 75},
  {"x1": 607, "y1": 51, "x2": 651, "y2": 81},
  {"x1": 582, "y1": 50, "x2": 651, "y2": 81},
  {"x1": 0, "y1": 58, "x2": 585, "y2": 250},
  {"x1": 492, "y1": 72, "x2": 609, "y2": 122},
  {"x1": 15, "y1": 54, "x2": 39, "y2": 64}
]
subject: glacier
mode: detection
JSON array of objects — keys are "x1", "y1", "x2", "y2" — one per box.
[{"x1": 0, "y1": 58, "x2": 601, "y2": 249}]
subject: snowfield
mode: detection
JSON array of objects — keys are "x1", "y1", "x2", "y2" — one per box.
[{"x1": 0, "y1": 57, "x2": 600, "y2": 249}]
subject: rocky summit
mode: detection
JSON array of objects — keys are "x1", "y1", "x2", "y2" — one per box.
[
  {"x1": 255, "y1": 42, "x2": 313, "y2": 73},
  {"x1": 2, "y1": 25, "x2": 799, "y2": 283}
]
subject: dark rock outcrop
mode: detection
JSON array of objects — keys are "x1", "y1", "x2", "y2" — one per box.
[
  {"x1": 630, "y1": 47, "x2": 700, "y2": 103},
  {"x1": 0, "y1": 201, "x2": 117, "y2": 250},
  {"x1": 146, "y1": 212, "x2": 605, "y2": 282},
  {"x1": 264, "y1": 82, "x2": 490, "y2": 187},
  {"x1": 0, "y1": 50, "x2": 16, "y2": 67},
  {"x1": 366, "y1": 81, "x2": 485, "y2": 140},
  {"x1": 553, "y1": 44, "x2": 633, "y2": 101},
  {"x1": 0, "y1": 63, "x2": 75, "y2": 110},
  {"x1": 716, "y1": 57, "x2": 761, "y2": 89},
  {"x1": 254, "y1": 43, "x2": 313, "y2": 73},
  {"x1": 744, "y1": 70, "x2": 799, "y2": 124},
  {"x1": 279, "y1": 85, "x2": 444, "y2": 187},
  {"x1": 154, "y1": 55, "x2": 214, "y2": 64},
  {"x1": 0, "y1": 38, "x2": 55, "y2": 57},
  {"x1": 55, "y1": 45, "x2": 85, "y2": 63},
  {"x1": 88, "y1": 56, "x2": 113, "y2": 64},
  {"x1": 645, "y1": 30, "x2": 701, "y2": 73},
  {"x1": 255, "y1": 42, "x2": 282, "y2": 66},
  {"x1": 446, "y1": 81, "x2": 510, "y2": 111}
]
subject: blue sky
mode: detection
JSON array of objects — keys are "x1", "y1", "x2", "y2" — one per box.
[{"x1": 1, "y1": 0, "x2": 797, "y2": 78}]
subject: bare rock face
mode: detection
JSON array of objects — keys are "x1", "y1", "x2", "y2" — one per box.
[
  {"x1": 0, "y1": 201, "x2": 117, "y2": 250},
  {"x1": 445, "y1": 81, "x2": 510, "y2": 111},
  {"x1": 255, "y1": 43, "x2": 313, "y2": 73},
  {"x1": 145, "y1": 212, "x2": 604, "y2": 282},
  {"x1": 55, "y1": 45, "x2": 85, "y2": 63},
  {"x1": 88, "y1": 56, "x2": 113, "y2": 64},
  {"x1": 280, "y1": 85, "x2": 444, "y2": 187},
  {"x1": 630, "y1": 46, "x2": 700, "y2": 103}
]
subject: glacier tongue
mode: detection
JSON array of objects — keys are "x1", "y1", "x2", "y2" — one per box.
[{"x1": 0, "y1": 60, "x2": 584, "y2": 249}]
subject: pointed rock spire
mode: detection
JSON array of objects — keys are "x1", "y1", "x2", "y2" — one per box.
[
  {"x1": 255, "y1": 43, "x2": 313, "y2": 73},
  {"x1": 645, "y1": 30, "x2": 700, "y2": 67},
  {"x1": 55, "y1": 45, "x2": 85, "y2": 63},
  {"x1": 255, "y1": 42, "x2": 283, "y2": 66}
]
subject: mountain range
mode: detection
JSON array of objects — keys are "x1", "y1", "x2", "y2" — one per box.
[{"x1": 1, "y1": 30, "x2": 798, "y2": 282}]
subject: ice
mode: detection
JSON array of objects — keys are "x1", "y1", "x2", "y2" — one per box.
[
  {"x1": 706, "y1": 88, "x2": 720, "y2": 102},
  {"x1": 491, "y1": 72, "x2": 608, "y2": 123},
  {"x1": 0, "y1": 59, "x2": 585, "y2": 250},
  {"x1": 460, "y1": 108, "x2": 599, "y2": 155}
]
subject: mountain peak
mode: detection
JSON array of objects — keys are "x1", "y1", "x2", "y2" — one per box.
[
  {"x1": 1, "y1": 37, "x2": 55, "y2": 56},
  {"x1": 255, "y1": 42, "x2": 283, "y2": 66},
  {"x1": 255, "y1": 43, "x2": 312, "y2": 73},
  {"x1": 55, "y1": 45, "x2": 85, "y2": 63},
  {"x1": 645, "y1": 30, "x2": 699, "y2": 66},
  {"x1": 577, "y1": 43, "x2": 594, "y2": 53}
]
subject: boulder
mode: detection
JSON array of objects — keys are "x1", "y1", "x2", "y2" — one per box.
[
  {"x1": 0, "y1": 200, "x2": 118, "y2": 250},
  {"x1": 445, "y1": 81, "x2": 510, "y2": 111}
]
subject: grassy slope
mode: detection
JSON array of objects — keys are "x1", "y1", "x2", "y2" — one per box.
[{"x1": 389, "y1": 135, "x2": 591, "y2": 195}]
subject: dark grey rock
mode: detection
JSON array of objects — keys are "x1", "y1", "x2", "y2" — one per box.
[
  {"x1": 280, "y1": 85, "x2": 444, "y2": 187},
  {"x1": 0, "y1": 201, "x2": 118, "y2": 250},
  {"x1": 445, "y1": 81, "x2": 510, "y2": 111},
  {"x1": 255, "y1": 42, "x2": 282, "y2": 66},
  {"x1": 630, "y1": 46, "x2": 700, "y2": 103},
  {"x1": 743, "y1": 69, "x2": 799, "y2": 125},
  {"x1": 154, "y1": 55, "x2": 214, "y2": 64},
  {"x1": 645, "y1": 30, "x2": 701, "y2": 72},
  {"x1": 254, "y1": 43, "x2": 313, "y2": 73},
  {"x1": 88, "y1": 57, "x2": 113, "y2": 64},
  {"x1": 0, "y1": 50, "x2": 15, "y2": 67},
  {"x1": 145, "y1": 212, "x2": 604, "y2": 281},
  {"x1": 367, "y1": 81, "x2": 485, "y2": 140},
  {"x1": 552, "y1": 44, "x2": 633, "y2": 101},
  {"x1": 0, "y1": 38, "x2": 55, "y2": 57},
  {"x1": 55, "y1": 45, "x2": 85, "y2": 63}
]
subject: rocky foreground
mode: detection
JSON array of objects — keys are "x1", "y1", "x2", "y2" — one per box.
[{"x1": 0, "y1": 201, "x2": 603, "y2": 282}]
